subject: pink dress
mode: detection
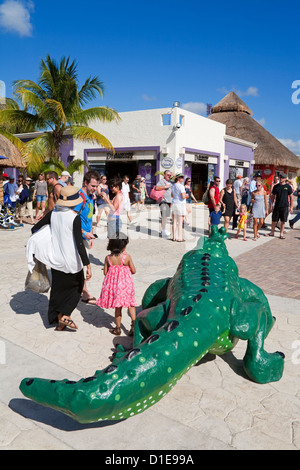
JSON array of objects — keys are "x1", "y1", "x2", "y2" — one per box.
[{"x1": 97, "y1": 253, "x2": 137, "y2": 308}]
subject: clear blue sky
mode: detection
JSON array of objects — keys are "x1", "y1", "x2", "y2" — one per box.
[{"x1": 1, "y1": 0, "x2": 300, "y2": 152}]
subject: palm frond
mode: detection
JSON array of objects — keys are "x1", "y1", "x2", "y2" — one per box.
[
  {"x1": 72, "y1": 106, "x2": 120, "y2": 126},
  {"x1": 70, "y1": 125, "x2": 114, "y2": 151},
  {"x1": 13, "y1": 80, "x2": 47, "y2": 101},
  {"x1": 45, "y1": 99, "x2": 67, "y2": 124},
  {"x1": 0, "y1": 129, "x2": 24, "y2": 150},
  {"x1": 22, "y1": 134, "x2": 51, "y2": 173},
  {"x1": 40, "y1": 158, "x2": 66, "y2": 174},
  {"x1": 14, "y1": 88, "x2": 47, "y2": 115},
  {"x1": 0, "y1": 109, "x2": 45, "y2": 132},
  {"x1": 78, "y1": 76, "x2": 104, "y2": 105},
  {"x1": 67, "y1": 158, "x2": 89, "y2": 175},
  {"x1": 3, "y1": 98, "x2": 20, "y2": 110}
]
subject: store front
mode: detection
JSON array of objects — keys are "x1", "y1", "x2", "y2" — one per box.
[
  {"x1": 183, "y1": 150, "x2": 219, "y2": 200},
  {"x1": 224, "y1": 136, "x2": 256, "y2": 182},
  {"x1": 85, "y1": 147, "x2": 159, "y2": 198},
  {"x1": 254, "y1": 164, "x2": 298, "y2": 189}
]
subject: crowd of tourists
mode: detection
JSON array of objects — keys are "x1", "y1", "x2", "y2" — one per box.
[{"x1": 2, "y1": 167, "x2": 299, "y2": 337}]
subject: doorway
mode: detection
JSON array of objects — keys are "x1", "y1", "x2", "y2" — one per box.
[
  {"x1": 105, "y1": 161, "x2": 139, "y2": 183},
  {"x1": 191, "y1": 163, "x2": 208, "y2": 200}
]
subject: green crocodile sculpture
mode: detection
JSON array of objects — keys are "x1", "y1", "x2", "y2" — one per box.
[{"x1": 19, "y1": 226, "x2": 284, "y2": 423}]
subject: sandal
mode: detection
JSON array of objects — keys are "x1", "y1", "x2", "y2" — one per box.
[
  {"x1": 59, "y1": 318, "x2": 78, "y2": 330},
  {"x1": 56, "y1": 324, "x2": 66, "y2": 331},
  {"x1": 109, "y1": 327, "x2": 121, "y2": 336},
  {"x1": 81, "y1": 297, "x2": 97, "y2": 305}
]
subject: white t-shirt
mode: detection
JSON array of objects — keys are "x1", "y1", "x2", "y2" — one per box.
[
  {"x1": 122, "y1": 182, "x2": 130, "y2": 200},
  {"x1": 172, "y1": 182, "x2": 186, "y2": 205},
  {"x1": 234, "y1": 179, "x2": 242, "y2": 194}
]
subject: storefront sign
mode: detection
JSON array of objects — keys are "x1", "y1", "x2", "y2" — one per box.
[
  {"x1": 195, "y1": 154, "x2": 209, "y2": 162},
  {"x1": 106, "y1": 152, "x2": 133, "y2": 160},
  {"x1": 161, "y1": 157, "x2": 174, "y2": 169},
  {"x1": 176, "y1": 157, "x2": 182, "y2": 169}
]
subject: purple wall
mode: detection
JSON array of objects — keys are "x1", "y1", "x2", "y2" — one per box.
[{"x1": 224, "y1": 141, "x2": 254, "y2": 179}]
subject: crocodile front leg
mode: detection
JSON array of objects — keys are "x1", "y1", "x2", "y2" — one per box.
[
  {"x1": 133, "y1": 300, "x2": 170, "y2": 347},
  {"x1": 142, "y1": 277, "x2": 171, "y2": 309}
]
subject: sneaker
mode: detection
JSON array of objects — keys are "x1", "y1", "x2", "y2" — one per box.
[
  {"x1": 161, "y1": 229, "x2": 170, "y2": 237},
  {"x1": 289, "y1": 220, "x2": 294, "y2": 229}
]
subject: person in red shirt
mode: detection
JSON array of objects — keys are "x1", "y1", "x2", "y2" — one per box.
[{"x1": 208, "y1": 176, "x2": 221, "y2": 213}]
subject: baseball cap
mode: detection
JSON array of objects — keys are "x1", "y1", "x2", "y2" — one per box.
[{"x1": 61, "y1": 171, "x2": 71, "y2": 177}]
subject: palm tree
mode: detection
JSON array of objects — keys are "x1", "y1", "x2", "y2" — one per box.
[
  {"x1": 40, "y1": 158, "x2": 88, "y2": 176},
  {"x1": 0, "y1": 55, "x2": 120, "y2": 173}
]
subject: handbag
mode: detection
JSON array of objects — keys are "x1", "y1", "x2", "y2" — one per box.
[
  {"x1": 25, "y1": 258, "x2": 51, "y2": 294},
  {"x1": 150, "y1": 186, "x2": 165, "y2": 202},
  {"x1": 202, "y1": 187, "x2": 209, "y2": 204}
]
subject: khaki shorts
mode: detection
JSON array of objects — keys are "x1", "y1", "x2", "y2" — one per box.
[{"x1": 19, "y1": 201, "x2": 33, "y2": 217}]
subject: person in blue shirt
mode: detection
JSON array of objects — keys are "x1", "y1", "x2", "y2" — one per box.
[
  {"x1": 74, "y1": 170, "x2": 100, "y2": 304},
  {"x1": 4, "y1": 176, "x2": 18, "y2": 208},
  {"x1": 58, "y1": 171, "x2": 71, "y2": 187},
  {"x1": 208, "y1": 203, "x2": 224, "y2": 234}
]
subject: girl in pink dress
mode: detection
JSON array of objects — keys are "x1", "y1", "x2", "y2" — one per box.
[{"x1": 96, "y1": 236, "x2": 137, "y2": 336}]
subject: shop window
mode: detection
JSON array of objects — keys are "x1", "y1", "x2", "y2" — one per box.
[
  {"x1": 229, "y1": 166, "x2": 248, "y2": 180},
  {"x1": 162, "y1": 114, "x2": 171, "y2": 126}
]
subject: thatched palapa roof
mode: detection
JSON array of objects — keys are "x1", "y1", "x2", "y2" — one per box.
[
  {"x1": 0, "y1": 134, "x2": 25, "y2": 169},
  {"x1": 208, "y1": 92, "x2": 300, "y2": 169}
]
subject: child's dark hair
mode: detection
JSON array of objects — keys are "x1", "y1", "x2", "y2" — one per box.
[{"x1": 107, "y1": 234, "x2": 129, "y2": 255}]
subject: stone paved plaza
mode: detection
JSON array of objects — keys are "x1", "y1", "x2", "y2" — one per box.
[{"x1": 1, "y1": 205, "x2": 300, "y2": 450}]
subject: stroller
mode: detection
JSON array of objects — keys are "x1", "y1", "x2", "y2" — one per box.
[{"x1": 0, "y1": 205, "x2": 23, "y2": 229}]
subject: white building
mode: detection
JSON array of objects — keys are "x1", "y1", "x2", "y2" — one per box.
[
  {"x1": 17, "y1": 103, "x2": 256, "y2": 201},
  {"x1": 73, "y1": 103, "x2": 227, "y2": 200}
]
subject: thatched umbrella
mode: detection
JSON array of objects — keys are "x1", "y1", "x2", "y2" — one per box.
[
  {"x1": 208, "y1": 91, "x2": 300, "y2": 169},
  {"x1": 0, "y1": 134, "x2": 25, "y2": 204}
]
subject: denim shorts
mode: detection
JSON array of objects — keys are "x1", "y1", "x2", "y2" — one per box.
[{"x1": 36, "y1": 195, "x2": 47, "y2": 202}]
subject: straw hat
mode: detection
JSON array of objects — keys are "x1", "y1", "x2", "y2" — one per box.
[{"x1": 56, "y1": 186, "x2": 83, "y2": 207}]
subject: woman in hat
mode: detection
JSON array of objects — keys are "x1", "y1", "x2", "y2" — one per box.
[
  {"x1": 171, "y1": 173, "x2": 188, "y2": 242},
  {"x1": 26, "y1": 186, "x2": 91, "y2": 331},
  {"x1": 140, "y1": 177, "x2": 148, "y2": 210}
]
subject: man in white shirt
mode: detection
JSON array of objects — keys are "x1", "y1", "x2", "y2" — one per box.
[{"x1": 122, "y1": 175, "x2": 132, "y2": 223}]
